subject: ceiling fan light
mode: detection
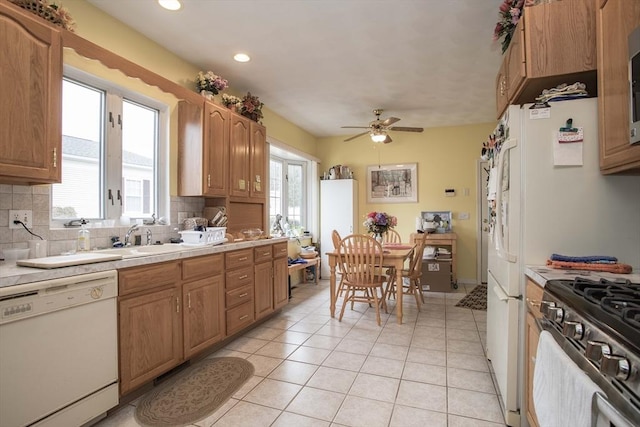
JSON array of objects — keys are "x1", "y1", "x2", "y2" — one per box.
[
  {"x1": 371, "y1": 132, "x2": 387, "y2": 143},
  {"x1": 158, "y1": 0, "x2": 181, "y2": 11}
]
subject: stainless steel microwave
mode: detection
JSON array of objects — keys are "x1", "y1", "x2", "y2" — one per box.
[{"x1": 630, "y1": 25, "x2": 640, "y2": 145}]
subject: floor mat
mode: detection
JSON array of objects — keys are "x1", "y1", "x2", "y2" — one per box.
[{"x1": 454, "y1": 284, "x2": 487, "y2": 310}]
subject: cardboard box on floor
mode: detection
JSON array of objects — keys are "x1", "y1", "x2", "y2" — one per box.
[{"x1": 422, "y1": 259, "x2": 452, "y2": 292}]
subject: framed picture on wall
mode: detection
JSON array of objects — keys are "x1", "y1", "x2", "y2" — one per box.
[{"x1": 366, "y1": 163, "x2": 418, "y2": 203}]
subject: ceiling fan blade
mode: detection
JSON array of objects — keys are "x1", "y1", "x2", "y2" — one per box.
[
  {"x1": 344, "y1": 131, "x2": 369, "y2": 142},
  {"x1": 341, "y1": 126, "x2": 370, "y2": 129},
  {"x1": 388, "y1": 126, "x2": 424, "y2": 133},
  {"x1": 383, "y1": 135, "x2": 393, "y2": 144},
  {"x1": 381, "y1": 117, "x2": 401, "y2": 127}
]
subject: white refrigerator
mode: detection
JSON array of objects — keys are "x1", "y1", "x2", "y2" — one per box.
[
  {"x1": 320, "y1": 179, "x2": 358, "y2": 278},
  {"x1": 485, "y1": 98, "x2": 640, "y2": 427}
]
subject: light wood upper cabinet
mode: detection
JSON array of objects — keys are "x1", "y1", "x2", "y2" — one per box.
[
  {"x1": 229, "y1": 114, "x2": 251, "y2": 198},
  {"x1": 250, "y1": 122, "x2": 267, "y2": 200},
  {"x1": 496, "y1": 0, "x2": 596, "y2": 118},
  {"x1": 178, "y1": 100, "x2": 230, "y2": 196},
  {"x1": 0, "y1": 2, "x2": 62, "y2": 185},
  {"x1": 597, "y1": 0, "x2": 640, "y2": 174}
]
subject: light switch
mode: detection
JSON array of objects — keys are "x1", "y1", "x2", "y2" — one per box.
[
  {"x1": 445, "y1": 188, "x2": 455, "y2": 197},
  {"x1": 459, "y1": 212, "x2": 470, "y2": 220}
]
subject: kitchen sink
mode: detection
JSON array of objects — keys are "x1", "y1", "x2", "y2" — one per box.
[{"x1": 93, "y1": 244, "x2": 186, "y2": 259}]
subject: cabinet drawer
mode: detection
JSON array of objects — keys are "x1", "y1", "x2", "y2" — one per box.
[
  {"x1": 226, "y1": 266, "x2": 253, "y2": 291},
  {"x1": 526, "y1": 279, "x2": 544, "y2": 319},
  {"x1": 226, "y1": 285, "x2": 253, "y2": 309},
  {"x1": 272, "y1": 242, "x2": 288, "y2": 258},
  {"x1": 226, "y1": 301, "x2": 254, "y2": 335},
  {"x1": 254, "y1": 246, "x2": 272, "y2": 263},
  {"x1": 426, "y1": 239, "x2": 451, "y2": 246},
  {"x1": 182, "y1": 253, "x2": 223, "y2": 282},
  {"x1": 225, "y1": 249, "x2": 253, "y2": 270},
  {"x1": 119, "y1": 261, "x2": 180, "y2": 296}
]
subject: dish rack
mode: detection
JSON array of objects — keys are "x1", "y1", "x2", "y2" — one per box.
[{"x1": 179, "y1": 227, "x2": 226, "y2": 246}]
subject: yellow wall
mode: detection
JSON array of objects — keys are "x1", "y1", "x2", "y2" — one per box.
[
  {"x1": 60, "y1": 0, "x2": 494, "y2": 283},
  {"x1": 317, "y1": 123, "x2": 495, "y2": 282}
]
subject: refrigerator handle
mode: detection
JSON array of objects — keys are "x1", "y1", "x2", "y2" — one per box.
[{"x1": 495, "y1": 137, "x2": 518, "y2": 263}]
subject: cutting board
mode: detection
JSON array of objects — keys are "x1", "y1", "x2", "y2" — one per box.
[{"x1": 17, "y1": 253, "x2": 123, "y2": 269}]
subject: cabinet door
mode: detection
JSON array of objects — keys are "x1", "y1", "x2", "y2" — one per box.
[
  {"x1": 273, "y1": 256, "x2": 289, "y2": 310},
  {"x1": 505, "y1": 22, "x2": 525, "y2": 101},
  {"x1": 0, "y1": 3, "x2": 62, "y2": 184},
  {"x1": 496, "y1": 59, "x2": 509, "y2": 119},
  {"x1": 525, "y1": 311, "x2": 541, "y2": 427},
  {"x1": 254, "y1": 261, "x2": 273, "y2": 319},
  {"x1": 119, "y1": 286, "x2": 182, "y2": 395},
  {"x1": 250, "y1": 122, "x2": 266, "y2": 200},
  {"x1": 203, "y1": 102, "x2": 229, "y2": 196},
  {"x1": 598, "y1": 0, "x2": 640, "y2": 173},
  {"x1": 229, "y1": 114, "x2": 250, "y2": 197},
  {"x1": 183, "y1": 275, "x2": 225, "y2": 358}
]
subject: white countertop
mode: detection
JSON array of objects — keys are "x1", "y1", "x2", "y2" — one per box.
[
  {"x1": 0, "y1": 237, "x2": 288, "y2": 288},
  {"x1": 525, "y1": 265, "x2": 640, "y2": 287}
]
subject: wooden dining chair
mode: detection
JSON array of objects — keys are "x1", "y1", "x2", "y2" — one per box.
[
  {"x1": 385, "y1": 233, "x2": 428, "y2": 309},
  {"x1": 383, "y1": 229, "x2": 402, "y2": 244},
  {"x1": 332, "y1": 229, "x2": 346, "y2": 297},
  {"x1": 337, "y1": 234, "x2": 388, "y2": 325}
]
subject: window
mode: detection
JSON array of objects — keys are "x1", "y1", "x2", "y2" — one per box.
[
  {"x1": 52, "y1": 71, "x2": 166, "y2": 224},
  {"x1": 269, "y1": 156, "x2": 306, "y2": 234}
]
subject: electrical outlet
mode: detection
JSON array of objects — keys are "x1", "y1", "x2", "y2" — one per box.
[{"x1": 9, "y1": 210, "x2": 33, "y2": 229}]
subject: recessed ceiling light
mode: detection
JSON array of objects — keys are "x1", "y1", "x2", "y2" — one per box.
[
  {"x1": 158, "y1": 0, "x2": 181, "y2": 11},
  {"x1": 233, "y1": 53, "x2": 251, "y2": 63}
]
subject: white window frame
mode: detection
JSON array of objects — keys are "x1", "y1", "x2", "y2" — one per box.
[
  {"x1": 51, "y1": 66, "x2": 169, "y2": 227},
  {"x1": 270, "y1": 155, "x2": 307, "y2": 232}
]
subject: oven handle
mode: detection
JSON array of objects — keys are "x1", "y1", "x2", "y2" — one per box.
[{"x1": 592, "y1": 392, "x2": 635, "y2": 427}]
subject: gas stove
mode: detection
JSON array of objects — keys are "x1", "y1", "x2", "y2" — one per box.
[{"x1": 541, "y1": 277, "x2": 640, "y2": 425}]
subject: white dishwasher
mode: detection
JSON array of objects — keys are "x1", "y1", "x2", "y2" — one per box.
[{"x1": 0, "y1": 270, "x2": 119, "y2": 427}]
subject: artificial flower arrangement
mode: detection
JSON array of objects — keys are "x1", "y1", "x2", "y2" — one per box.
[
  {"x1": 493, "y1": 0, "x2": 524, "y2": 54},
  {"x1": 10, "y1": 0, "x2": 76, "y2": 31},
  {"x1": 221, "y1": 94, "x2": 243, "y2": 110},
  {"x1": 239, "y1": 92, "x2": 264, "y2": 123},
  {"x1": 196, "y1": 71, "x2": 228, "y2": 96},
  {"x1": 363, "y1": 211, "x2": 397, "y2": 236}
]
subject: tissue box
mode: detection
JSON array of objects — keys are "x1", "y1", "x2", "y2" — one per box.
[{"x1": 179, "y1": 227, "x2": 226, "y2": 245}]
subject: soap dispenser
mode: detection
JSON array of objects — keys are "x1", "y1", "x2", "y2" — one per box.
[{"x1": 77, "y1": 218, "x2": 90, "y2": 252}]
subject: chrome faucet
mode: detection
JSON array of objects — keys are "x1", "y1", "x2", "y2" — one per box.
[
  {"x1": 145, "y1": 228, "x2": 153, "y2": 245},
  {"x1": 124, "y1": 224, "x2": 139, "y2": 246}
]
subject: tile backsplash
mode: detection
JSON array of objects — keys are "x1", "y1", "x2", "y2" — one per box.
[{"x1": 0, "y1": 184, "x2": 205, "y2": 257}]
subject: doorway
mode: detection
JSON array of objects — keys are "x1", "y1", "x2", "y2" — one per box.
[{"x1": 477, "y1": 160, "x2": 489, "y2": 284}]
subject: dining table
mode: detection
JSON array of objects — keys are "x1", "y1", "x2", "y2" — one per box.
[{"x1": 325, "y1": 243, "x2": 415, "y2": 324}]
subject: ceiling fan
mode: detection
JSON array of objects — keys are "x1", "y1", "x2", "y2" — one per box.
[{"x1": 342, "y1": 109, "x2": 424, "y2": 144}]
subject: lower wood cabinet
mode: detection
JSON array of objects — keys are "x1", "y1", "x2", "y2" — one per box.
[
  {"x1": 525, "y1": 279, "x2": 544, "y2": 427},
  {"x1": 254, "y1": 246, "x2": 273, "y2": 320},
  {"x1": 273, "y1": 242, "x2": 288, "y2": 309}
]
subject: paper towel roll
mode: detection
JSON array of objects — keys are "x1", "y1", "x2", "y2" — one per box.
[{"x1": 415, "y1": 217, "x2": 423, "y2": 231}]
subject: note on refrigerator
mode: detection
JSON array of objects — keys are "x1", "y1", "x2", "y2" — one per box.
[
  {"x1": 487, "y1": 167, "x2": 498, "y2": 200},
  {"x1": 553, "y1": 129, "x2": 583, "y2": 166}
]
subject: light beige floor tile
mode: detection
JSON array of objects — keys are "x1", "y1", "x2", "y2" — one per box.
[
  {"x1": 369, "y1": 342, "x2": 409, "y2": 361},
  {"x1": 213, "y1": 401, "x2": 281, "y2": 427},
  {"x1": 445, "y1": 319, "x2": 479, "y2": 331},
  {"x1": 268, "y1": 360, "x2": 319, "y2": 385},
  {"x1": 274, "y1": 330, "x2": 313, "y2": 345},
  {"x1": 322, "y1": 350, "x2": 367, "y2": 372},
  {"x1": 447, "y1": 367, "x2": 496, "y2": 394},
  {"x1": 232, "y1": 375, "x2": 263, "y2": 399},
  {"x1": 289, "y1": 321, "x2": 325, "y2": 334},
  {"x1": 406, "y1": 347, "x2": 447, "y2": 366},
  {"x1": 302, "y1": 334, "x2": 343, "y2": 350},
  {"x1": 272, "y1": 411, "x2": 331, "y2": 427},
  {"x1": 286, "y1": 387, "x2": 345, "y2": 421},
  {"x1": 447, "y1": 352, "x2": 490, "y2": 372},
  {"x1": 410, "y1": 335, "x2": 446, "y2": 351},
  {"x1": 447, "y1": 339, "x2": 485, "y2": 356},
  {"x1": 446, "y1": 328, "x2": 481, "y2": 342},
  {"x1": 415, "y1": 316, "x2": 446, "y2": 327},
  {"x1": 360, "y1": 355, "x2": 404, "y2": 378},
  {"x1": 288, "y1": 346, "x2": 331, "y2": 364},
  {"x1": 224, "y1": 336, "x2": 270, "y2": 353},
  {"x1": 389, "y1": 404, "x2": 447, "y2": 427},
  {"x1": 448, "y1": 414, "x2": 506, "y2": 427},
  {"x1": 445, "y1": 310, "x2": 475, "y2": 321},
  {"x1": 412, "y1": 327, "x2": 446, "y2": 340},
  {"x1": 334, "y1": 338, "x2": 374, "y2": 355},
  {"x1": 402, "y1": 361, "x2": 447, "y2": 386},
  {"x1": 207, "y1": 349, "x2": 251, "y2": 359},
  {"x1": 343, "y1": 327, "x2": 380, "y2": 343},
  {"x1": 93, "y1": 404, "x2": 141, "y2": 427},
  {"x1": 315, "y1": 324, "x2": 352, "y2": 338},
  {"x1": 376, "y1": 330, "x2": 413, "y2": 346},
  {"x1": 307, "y1": 366, "x2": 357, "y2": 394},
  {"x1": 333, "y1": 395, "x2": 394, "y2": 427},
  {"x1": 396, "y1": 380, "x2": 447, "y2": 412},
  {"x1": 255, "y1": 341, "x2": 300, "y2": 359},
  {"x1": 262, "y1": 318, "x2": 297, "y2": 330},
  {"x1": 243, "y1": 378, "x2": 302, "y2": 410},
  {"x1": 348, "y1": 373, "x2": 400, "y2": 403},
  {"x1": 447, "y1": 388, "x2": 504, "y2": 424},
  {"x1": 194, "y1": 398, "x2": 239, "y2": 426},
  {"x1": 302, "y1": 314, "x2": 332, "y2": 324},
  {"x1": 247, "y1": 354, "x2": 284, "y2": 376},
  {"x1": 243, "y1": 326, "x2": 286, "y2": 340}
]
